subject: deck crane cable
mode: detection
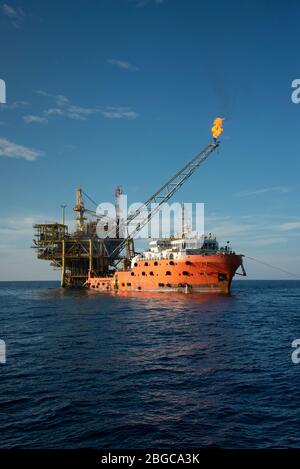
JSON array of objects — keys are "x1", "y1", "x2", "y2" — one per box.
[
  {"x1": 244, "y1": 255, "x2": 300, "y2": 279},
  {"x1": 81, "y1": 190, "x2": 108, "y2": 219},
  {"x1": 107, "y1": 141, "x2": 220, "y2": 265},
  {"x1": 81, "y1": 190, "x2": 99, "y2": 208}
]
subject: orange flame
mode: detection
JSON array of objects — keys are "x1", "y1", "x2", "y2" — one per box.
[{"x1": 211, "y1": 117, "x2": 224, "y2": 139}]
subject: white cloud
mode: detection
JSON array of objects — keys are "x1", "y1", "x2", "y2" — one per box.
[
  {"x1": 33, "y1": 92, "x2": 100, "y2": 122},
  {"x1": 55, "y1": 94, "x2": 69, "y2": 107},
  {"x1": 0, "y1": 101, "x2": 29, "y2": 110},
  {"x1": 101, "y1": 107, "x2": 139, "y2": 119},
  {"x1": 1, "y1": 3, "x2": 26, "y2": 28},
  {"x1": 31, "y1": 91, "x2": 140, "y2": 122},
  {"x1": 279, "y1": 221, "x2": 300, "y2": 231},
  {"x1": 0, "y1": 215, "x2": 38, "y2": 237},
  {"x1": 236, "y1": 186, "x2": 293, "y2": 197},
  {"x1": 43, "y1": 108, "x2": 64, "y2": 117},
  {"x1": 34, "y1": 90, "x2": 51, "y2": 97},
  {"x1": 23, "y1": 114, "x2": 48, "y2": 125},
  {"x1": 205, "y1": 212, "x2": 300, "y2": 254},
  {"x1": 107, "y1": 58, "x2": 139, "y2": 71},
  {"x1": 0, "y1": 215, "x2": 75, "y2": 239},
  {"x1": 246, "y1": 237, "x2": 288, "y2": 246},
  {"x1": 0, "y1": 137, "x2": 43, "y2": 161}
]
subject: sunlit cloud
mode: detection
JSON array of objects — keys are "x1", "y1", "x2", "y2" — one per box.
[
  {"x1": 0, "y1": 137, "x2": 43, "y2": 161},
  {"x1": 1, "y1": 3, "x2": 26, "y2": 28},
  {"x1": 107, "y1": 58, "x2": 139, "y2": 71}
]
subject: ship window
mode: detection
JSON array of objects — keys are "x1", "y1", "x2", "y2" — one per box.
[
  {"x1": 131, "y1": 272, "x2": 135, "y2": 276},
  {"x1": 169, "y1": 261, "x2": 174, "y2": 265},
  {"x1": 166, "y1": 271, "x2": 171, "y2": 276},
  {"x1": 102, "y1": 283, "x2": 105, "y2": 285},
  {"x1": 127, "y1": 282, "x2": 131, "y2": 286},
  {"x1": 185, "y1": 261, "x2": 192, "y2": 265},
  {"x1": 134, "y1": 262, "x2": 138, "y2": 267},
  {"x1": 182, "y1": 271, "x2": 189, "y2": 276},
  {"x1": 92, "y1": 285, "x2": 95, "y2": 288},
  {"x1": 154, "y1": 261, "x2": 158, "y2": 266},
  {"x1": 218, "y1": 273, "x2": 227, "y2": 281},
  {"x1": 158, "y1": 283, "x2": 165, "y2": 287},
  {"x1": 122, "y1": 283, "x2": 125, "y2": 287},
  {"x1": 149, "y1": 271, "x2": 154, "y2": 276},
  {"x1": 166, "y1": 283, "x2": 171, "y2": 287},
  {"x1": 144, "y1": 262, "x2": 149, "y2": 266},
  {"x1": 138, "y1": 286, "x2": 141, "y2": 290},
  {"x1": 142, "y1": 272, "x2": 146, "y2": 276}
]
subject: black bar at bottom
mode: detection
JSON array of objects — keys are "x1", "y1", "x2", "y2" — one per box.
[{"x1": 0, "y1": 449, "x2": 299, "y2": 467}]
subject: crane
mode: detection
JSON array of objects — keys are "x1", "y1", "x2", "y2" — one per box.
[
  {"x1": 74, "y1": 118, "x2": 224, "y2": 268},
  {"x1": 109, "y1": 138, "x2": 221, "y2": 266}
]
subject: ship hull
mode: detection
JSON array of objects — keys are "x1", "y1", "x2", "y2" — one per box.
[{"x1": 86, "y1": 253, "x2": 243, "y2": 295}]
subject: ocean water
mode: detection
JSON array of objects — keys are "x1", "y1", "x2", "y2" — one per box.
[{"x1": 0, "y1": 280, "x2": 300, "y2": 449}]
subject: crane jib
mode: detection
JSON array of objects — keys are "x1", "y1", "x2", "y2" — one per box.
[{"x1": 109, "y1": 140, "x2": 220, "y2": 264}]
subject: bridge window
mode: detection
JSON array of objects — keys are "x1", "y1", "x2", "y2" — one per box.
[
  {"x1": 149, "y1": 271, "x2": 154, "y2": 276},
  {"x1": 182, "y1": 271, "x2": 189, "y2": 276},
  {"x1": 166, "y1": 271, "x2": 171, "y2": 276}
]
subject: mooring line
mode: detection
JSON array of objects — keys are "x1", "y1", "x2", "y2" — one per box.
[{"x1": 245, "y1": 255, "x2": 300, "y2": 279}]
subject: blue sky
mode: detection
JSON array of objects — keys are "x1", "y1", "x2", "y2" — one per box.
[{"x1": 0, "y1": 0, "x2": 300, "y2": 280}]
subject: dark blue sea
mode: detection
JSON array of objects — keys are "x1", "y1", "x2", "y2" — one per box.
[{"x1": 0, "y1": 280, "x2": 300, "y2": 449}]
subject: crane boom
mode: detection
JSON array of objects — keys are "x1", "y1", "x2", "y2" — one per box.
[{"x1": 109, "y1": 139, "x2": 220, "y2": 264}]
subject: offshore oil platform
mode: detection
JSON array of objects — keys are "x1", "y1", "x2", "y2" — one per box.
[
  {"x1": 33, "y1": 118, "x2": 245, "y2": 293},
  {"x1": 32, "y1": 186, "x2": 134, "y2": 287}
]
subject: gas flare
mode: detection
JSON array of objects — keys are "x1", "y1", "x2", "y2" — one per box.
[{"x1": 211, "y1": 117, "x2": 224, "y2": 140}]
